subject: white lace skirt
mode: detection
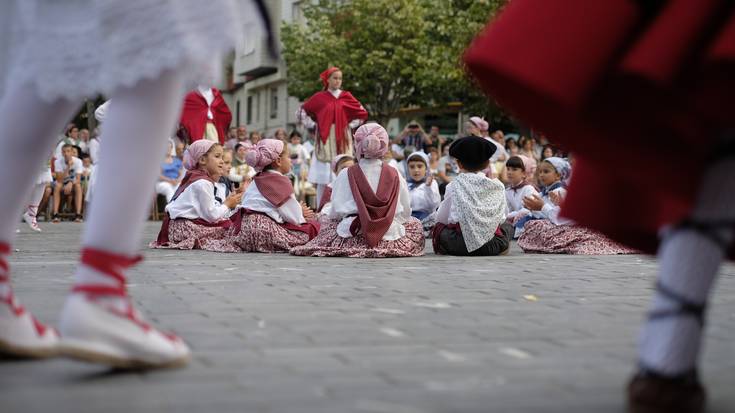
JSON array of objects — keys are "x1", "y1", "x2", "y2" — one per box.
[{"x1": 0, "y1": 0, "x2": 261, "y2": 102}]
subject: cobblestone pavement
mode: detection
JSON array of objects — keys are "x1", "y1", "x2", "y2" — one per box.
[{"x1": 2, "y1": 222, "x2": 735, "y2": 413}]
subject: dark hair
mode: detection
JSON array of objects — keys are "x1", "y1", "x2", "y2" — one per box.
[
  {"x1": 61, "y1": 143, "x2": 74, "y2": 150},
  {"x1": 505, "y1": 155, "x2": 525, "y2": 170},
  {"x1": 407, "y1": 154, "x2": 427, "y2": 165},
  {"x1": 289, "y1": 130, "x2": 302, "y2": 139},
  {"x1": 234, "y1": 143, "x2": 244, "y2": 152},
  {"x1": 334, "y1": 156, "x2": 354, "y2": 172},
  {"x1": 541, "y1": 144, "x2": 556, "y2": 160},
  {"x1": 80, "y1": 153, "x2": 91, "y2": 161}
]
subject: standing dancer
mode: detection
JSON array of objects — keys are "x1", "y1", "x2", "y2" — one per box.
[
  {"x1": 0, "y1": 0, "x2": 273, "y2": 369},
  {"x1": 464, "y1": 1, "x2": 735, "y2": 412},
  {"x1": 302, "y1": 67, "x2": 368, "y2": 207}
]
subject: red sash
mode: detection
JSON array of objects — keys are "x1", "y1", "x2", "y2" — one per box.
[
  {"x1": 301, "y1": 90, "x2": 368, "y2": 153},
  {"x1": 316, "y1": 186, "x2": 333, "y2": 212},
  {"x1": 346, "y1": 164, "x2": 399, "y2": 248},
  {"x1": 253, "y1": 172, "x2": 293, "y2": 207}
]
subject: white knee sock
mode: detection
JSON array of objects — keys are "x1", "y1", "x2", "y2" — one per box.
[
  {"x1": 74, "y1": 68, "x2": 186, "y2": 290},
  {"x1": 639, "y1": 155, "x2": 735, "y2": 376},
  {"x1": 0, "y1": 85, "x2": 81, "y2": 243}
]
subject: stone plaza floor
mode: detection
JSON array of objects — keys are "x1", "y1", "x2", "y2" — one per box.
[{"x1": 2, "y1": 222, "x2": 735, "y2": 413}]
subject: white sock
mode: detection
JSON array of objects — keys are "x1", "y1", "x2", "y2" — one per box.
[
  {"x1": 0, "y1": 84, "x2": 81, "y2": 243},
  {"x1": 26, "y1": 183, "x2": 46, "y2": 219},
  {"x1": 639, "y1": 155, "x2": 735, "y2": 376},
  {"x1": 74, "y1": 68, "x2": 186, "y2": 292}
]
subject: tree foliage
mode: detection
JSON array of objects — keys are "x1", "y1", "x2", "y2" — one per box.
[{"x1": 281, "y1": 0, "x2": 508, "y2": 124}]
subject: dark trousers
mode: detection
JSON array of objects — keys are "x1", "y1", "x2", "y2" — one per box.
[{"x1": 433, "y1": 222, "x2": 514, "y2": 256}]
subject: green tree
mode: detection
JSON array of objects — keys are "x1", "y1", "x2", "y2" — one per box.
[{"x1": 281, "y1": 0, "x2": 508, "y2": 125}]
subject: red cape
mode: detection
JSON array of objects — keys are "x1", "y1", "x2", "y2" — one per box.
[
  {"x1": 347, "y1": 164, "x2": 400, "y2": 248},
  {"x1": 179, "y1": 88, "x2": 232, "y2": 145},
  {"x1": 302, "y1": 90, "x2": 368, "y2": 154},
  {"x1": 464, "y1": 0, "x2": 735, "y2": 255}
]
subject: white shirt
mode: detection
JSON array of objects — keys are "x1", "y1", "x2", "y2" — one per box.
[
  {"x1": 88, "y1": 138, "x2": 100, "y2": 164},
  {"x1": 409, "y1": 180, "x2": 441, "y2": 214},
  {"x1": 241, "y1": 170, "x2": 305, "y2": 225},
  {"x1": 328, "y1": 159, "x2": 412, "y2": 241},
  {"x1": 53, "y1": 156, "x2": 84, "y2": 180},
  {"x1": 505, "y1": 184, "x2": 537, "y2": 219},
  {"x1": 530, "y1": 187, "x2": 570, "y2": 225},
  {"x1": 165, "y1": 179, "x2": 231, "y2": 222},
  {"x1": 198, "y1": 86, "x2": 215, "y2": 120}
]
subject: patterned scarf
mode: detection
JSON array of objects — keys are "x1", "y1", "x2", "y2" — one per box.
[{"x1": 452, "y1": 173, "x2": 507, "y2": 252}]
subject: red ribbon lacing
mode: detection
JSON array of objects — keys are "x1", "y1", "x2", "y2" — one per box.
[
  {"x1": 0, "y1": 242, "x2": 49, "y2": 336},
  {"x1": 73, "y1": 248, "x2": 174, "y2": 338}
]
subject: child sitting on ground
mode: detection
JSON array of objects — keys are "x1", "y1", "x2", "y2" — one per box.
[
  {"x1": 517, "y1": 157, "x2": 635, "y2": 254},
  {"x1": 151, "y1": 140, "x2": 242, "y2": 252},
  {"x1": 504, "y1": 155, "x2": 538, "y2": 238},
  {"x1": 316, "y1": 154, "x2": 355, "y2": 214},
  {"x1": 405, "y1": 151, "x2": 441, "y2": 237},
  {"x1": 432, "y1": 136, "x2": 512, "y2": 256},
  {"x1": 229, "y1": 139, "x2": 320, "y2": 253},
  {"x1": 291, "y1": 123, "x2": 425, "y2": 258}
]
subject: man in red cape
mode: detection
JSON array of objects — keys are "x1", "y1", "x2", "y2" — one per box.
[
  {"x1": 179, "y1": 86, "x2": 232, "y2": 144},
  {"x1": 464, "y1": 2, "x2": 735, "y2": 412},
  {"x1": 302, "y1": 67, "x2": 368, "y2": 206}
]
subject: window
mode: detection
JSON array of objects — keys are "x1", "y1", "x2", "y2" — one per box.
[
  {"x1": 256, "y1": 92, "x2": 260, "y2": 122},
  {"x1": 246, "y1": 96, "x2": 252, "y2": 124},
  {"x1": 270, "y1": 88, "x2": 278, "y2": 119},
  {"x1": 236, "y1": 100, "x2": 241, "y2": 127}
]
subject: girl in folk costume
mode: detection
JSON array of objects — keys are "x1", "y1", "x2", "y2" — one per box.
[
  {"x1": 0, "y1": 0, "x2": 274, "y2": 368},
  {"x1": 230, "y1": 139, "x2": 320, "y2": 253},
  {"x1": 432, "y1": 137, "x2": 513, "y2": 256},
  {"x1": 151, "y1": 141, "x2": 242, "y2": 252},
  {"x1": 302, "y1": 67, "x2": 369, "y2": 207},
  {"x1": 316, "y1": 154, "x2": 355, "y2": 214},
  {"x1": 178, "y1": 86, "x2": 232, "y2": 144},
  {"x1": 291, "y1": 123, "x2": 425, "y2": 258},
  {"x1": 503, "y1": 155, "x2": 538, "y2": 239},
  {"x1": 20, "y1": 161, "x2": 53, "y2": 233},
  {"x1": 516, "y1": 157, "x2": 635, "y2": 255},
  {"x1": 405, "y1": 151, "x2": 441, "y2": 236}
]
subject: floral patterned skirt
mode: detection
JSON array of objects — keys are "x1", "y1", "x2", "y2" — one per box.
[
  {"x1": 149, "y1": 219, "x2": 240, "y2": 253},
  {"x1": 228, "y1": 213, "x2": 311, "y2": 253},
  {"x1": 290, "y1": 217, "x2": 425, "y2": 258},
  {"x1": 518, "y1": 220, "x2": 638, "y2": 255}
]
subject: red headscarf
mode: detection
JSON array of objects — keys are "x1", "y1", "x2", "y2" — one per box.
[{"x1": 320, "y1": 67, "x2": 341, "y2": 90}]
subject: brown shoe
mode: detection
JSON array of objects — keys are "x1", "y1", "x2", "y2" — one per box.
[{"x1": 627, "y1": 369, "x2": 705, "y2": 413}]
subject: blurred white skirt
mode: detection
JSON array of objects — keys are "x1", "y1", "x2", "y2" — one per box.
[{"x1": 0, "y1": 0, "x2": 262, "y2": 101}]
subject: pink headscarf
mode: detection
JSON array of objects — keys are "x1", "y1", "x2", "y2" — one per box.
[
  {"x1": 183, "y1": 140, "x2": 216, "y2": 170},
  {"x1": 469, "y1": 116, "x2": 489, "y2": 132},
  {"x1": 354, "y1": 123, "x2": 389, "y2": 160},
  {"x1": 246, "y1": 139, "x2": 284, "y2": 172},
  {"x1": 518, "y1": 154, "x2": 537, "y2": 176}
]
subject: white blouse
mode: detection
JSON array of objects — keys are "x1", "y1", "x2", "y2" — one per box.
[
  {"x1": 531, "y1": 187, "x2": 570, "y2": 225},
  {"x1": 241, "y1": 170, "x2": 305, "y2": 225},
  {"x1": 165, "y1": 179, "x2": 231, "y2": 223},
  {"x1": 328, "y1": 159, "x2": 412, "y2": 241},
  {"x1": 409, "y1": 180, "x2": 441, "y2": 214},
  {"x1": 505, "y1": 184, "x2": 538, "y2": 219}
]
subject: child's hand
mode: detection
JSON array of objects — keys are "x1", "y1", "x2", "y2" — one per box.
[
  {"x1": 523, "y1": 194, "x2": 545, "y2": 211},
  {"x1": 224, "y1": 192, "x2": 243, "y2": 209},
  {"x1": 300, "y1": 201, "x2": 315, "y2": 220},
  {"x1": 425, "y1": 174, "x2": 433, "y2": 186},
  {"x1": 549, "y1": 190, "x2": 565, "y2": 206}
]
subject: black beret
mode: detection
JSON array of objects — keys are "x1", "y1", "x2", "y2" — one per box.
[{"x1": 448, "y1": 136, "x2": 496, "y2": 168}]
